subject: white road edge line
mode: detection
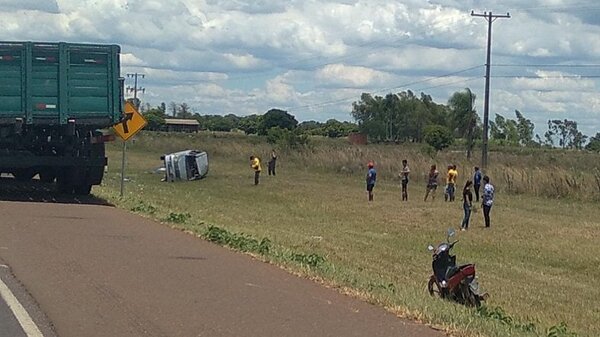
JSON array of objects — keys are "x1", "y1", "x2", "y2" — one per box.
[{"x1": 0, "y1": 277, "x2": 43, "y2": 337}]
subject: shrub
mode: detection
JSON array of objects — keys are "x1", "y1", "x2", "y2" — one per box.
[
  {"x1": 266, "y1": 127, "x2": 309, "y2": 149},
  {"x1": 424, "y1": 125, "x2": 454, "y2": 151}
]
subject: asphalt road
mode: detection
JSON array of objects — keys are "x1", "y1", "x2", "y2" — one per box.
[
  {"x1": 0, "y1": 279, "x2": 25, "y2": 337},
  {"x1": 0, "y1": 183, "x2": 444, "y2": 337}
]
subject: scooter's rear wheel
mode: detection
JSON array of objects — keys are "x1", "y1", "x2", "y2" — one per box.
[{"x1": 463, "y1": 285, "x2": 481, "y2": 307}]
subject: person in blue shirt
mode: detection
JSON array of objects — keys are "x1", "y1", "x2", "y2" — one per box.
[
  {"x1": 473, "y1": 166, "x2": 483, "y2": 202},
  {"x1": 366, "y1": 161, "x2": 377, "y2": 202}
]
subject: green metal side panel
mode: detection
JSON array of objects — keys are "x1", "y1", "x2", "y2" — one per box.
[{"x1": 0, "y1": 41, "x2": 122, "y2": 126}]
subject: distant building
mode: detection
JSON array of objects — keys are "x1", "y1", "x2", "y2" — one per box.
[{"x1": 164, "y1": 119, "x2": 200, "y2": 133}]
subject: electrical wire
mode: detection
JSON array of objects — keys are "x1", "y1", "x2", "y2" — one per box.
[
  {"x1": 288, "y1": 65, "x2": 484, "y2": 111},
  {"x1": 493, "y1": 64, "x2": 600, "y2": 68},
  {"x1": 491, "y1": 75, "x2": 600, "y2": 78},
  {"x1": 224, "y1": 35, "x2": 412, "y2": 82}
]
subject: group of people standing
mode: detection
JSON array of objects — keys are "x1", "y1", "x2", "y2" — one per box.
[
  {"x1": 366, "y1": 161, "x2": 495, "y2": 229},
  {"x1": 459, "y1": 166, "x2": 495, "y2": 230},
  {"x1": 249, "y1": 149, "x2": 278, "y2": 185}
]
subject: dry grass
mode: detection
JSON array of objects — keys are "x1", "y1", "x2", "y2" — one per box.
[{"x1": 96, "y1": 131, "x2": 600, "y2": 337}]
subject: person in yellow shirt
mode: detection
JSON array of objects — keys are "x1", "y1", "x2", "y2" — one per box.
[
  {"x1": 250, "y1": 156, "x2": 262, "y2": 185},
  {"x1": 445, "y1": 164, "x2": 458, "y2": 201}
]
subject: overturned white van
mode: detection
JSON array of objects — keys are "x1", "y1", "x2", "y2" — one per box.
[{"x1": 161, "y1": 150, "x2": 209, "y2": 182}]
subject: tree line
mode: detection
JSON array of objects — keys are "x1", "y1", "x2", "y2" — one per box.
[
  {"x1": 139, "y1": 102, "x2": 358, "y2": 139},
  {"x1": 350, "y1": 88, "x2": 600, "y2": 152},
  {"x1": 137, "y1": 90, "x2": 600, "y2": 152}
]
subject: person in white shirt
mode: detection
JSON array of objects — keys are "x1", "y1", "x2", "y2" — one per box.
[{"x1": 481, "y1": 175, "x2": 495, "y2": 228}]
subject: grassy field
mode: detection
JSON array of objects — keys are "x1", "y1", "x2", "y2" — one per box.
[{"x1": 96, "y1": 132, "x2": 599, "y2": 337}]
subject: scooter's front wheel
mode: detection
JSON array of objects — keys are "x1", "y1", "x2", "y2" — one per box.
[{"x1": 427, "y1": 277, "x2": 443, "y2": 298}]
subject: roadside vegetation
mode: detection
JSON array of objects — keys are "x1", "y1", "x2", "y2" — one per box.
[{"x1": 96, "y1": 131, "x2": 599, "y2": 337}]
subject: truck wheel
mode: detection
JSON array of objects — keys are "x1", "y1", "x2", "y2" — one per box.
[
  {"x1": 74, "y1": 184, "x2": 92, "y2": 195},
  {"x1": 56, "y1": 170, "x2": 74, "y2": 194},
  {"x1": 57, "y1": 178, "x2": 73, "y2": 194}
]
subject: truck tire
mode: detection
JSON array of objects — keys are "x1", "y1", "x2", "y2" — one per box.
[
  {"x1": 72, "y1": 167, "x2": 92, "y2": 195},
  {"x1": 56, "y1": 173, "x2": 74, "y2": 194},
  {"x1": 74, "y1": 184, "x2": 92, "y2": 195}
]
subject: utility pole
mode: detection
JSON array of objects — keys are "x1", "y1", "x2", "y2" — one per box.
[
  {"x1": 126, "y1": 73, "x2": 145, "y2": 108},
  {"x1": 471, "y1": 11, "x2": 510, "y2": 170},
  {"x1": 120, "y1": 73, "x2": 145, "y2": 197}
]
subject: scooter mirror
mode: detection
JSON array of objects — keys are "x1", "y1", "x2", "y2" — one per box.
[{"x1": 427, "y1": 245, "x2": 434, "y2": 252}]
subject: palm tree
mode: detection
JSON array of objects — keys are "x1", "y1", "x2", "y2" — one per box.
[{"x1": 448, "y1": 88, "x2": 478, "y2": 159}]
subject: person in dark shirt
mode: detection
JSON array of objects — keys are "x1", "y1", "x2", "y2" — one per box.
[
  {"x1": 424, "y1": 165, "x2": 439, "y2": 202},
  {"x1": 366, "y1": 161, "x2": 377, "y2": 202},
  {"x1": 268, "y1": 149, "x2": 277, "y2": 176},
  {"x1": 461, "y1": 180, "x2": 473, "y2": 231},
  {"x1": 473, "y1": 166, "x2": 482, "y2": 202},
  {"x1": 399, "y1": 159, "x2": 410, "y2": 201}
]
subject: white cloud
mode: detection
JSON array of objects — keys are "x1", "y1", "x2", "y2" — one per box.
[
  {"x1": 0, "y1": 0, "x2": 599, "y2": 134},
  {"x1": 223, "y1": 53, "x2": 262, "y2": 69},
  {"x1": 316, "y1": 64, "x2": 392, "y2": 87}
]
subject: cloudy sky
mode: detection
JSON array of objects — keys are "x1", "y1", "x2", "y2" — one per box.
[{"x1": 2, "y1": 0, "x2": 600, "y2": 136}]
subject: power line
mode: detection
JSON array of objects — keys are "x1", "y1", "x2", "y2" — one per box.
[
  {"x1": 414, "y1": 76, "x2": 482, "y2": 92},
  {"x1": 288, "y1": 65, "x2": 483, "y2": 111},
  {"x1": 224, "y1": 35, "x2": 411, "y2": 82},
  {"x1": 513, "y1": 4, "x2": 600, "y2": 12},
  {"x1": 493, "y1": 64, "x2": 600, "y2": 67},
  {"x1": 491, "y1": 75, "x2": 600, "y2": 78},
  {"x1": 223, "y1": 9, "x2": 482, "y2": 83}
]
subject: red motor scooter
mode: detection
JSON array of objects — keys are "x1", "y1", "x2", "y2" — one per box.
[{"x1": 427, "y1": 229, "x2": 488, "y2": 307}]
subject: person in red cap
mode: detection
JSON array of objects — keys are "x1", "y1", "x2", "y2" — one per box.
[{"x1": 366, "y1": 161, "x2": 377, "y2": 201}]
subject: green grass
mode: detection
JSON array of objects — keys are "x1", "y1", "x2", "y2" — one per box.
[{"x1": 95, "y1": 132, "x2": 599, "y2": 337}]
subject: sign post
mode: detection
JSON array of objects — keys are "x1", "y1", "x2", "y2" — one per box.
[{"x1": 113, "y1": 101, "x2": 147, "y2": 197}]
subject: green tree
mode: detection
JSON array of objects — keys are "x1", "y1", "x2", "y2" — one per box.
[
  {"x1": 258, "y1": 109, "x2": 298, "y2": 135},
  {"x1": 448, "y1": 88, "x2": 478, "y2": 158},
  {"x1": 545, "y1": 119, "x2": 587, "y2": 149},
  {"x1": 424, "y1": 125, "x2": 453, "y2": 151},
  {"x1": 168, "y1": 101, "x2": 178, "y2": 117},
  {"x1": 239, "y1": 115, "x2": 261, "y2": 134},
  {"x1": 266, "y1": 127, "x2": 309, "y2": 149},
  {"x1": 490, "y1": 114, "x2": 519, "y2": 145},
  {"x1": 351, "y1": 93, "x2": 386, "y2": 141},
  {"x1": 585, "y1": 133, "x2": 600, "y2": 152},
  {"x1": 209, "y1": 117, "x2": 234, "y2": 132},
  {"x1": 297, "y1": 120, "x2": 325, "y2": 136},
  {"x1": 143, "y1": 107, "x2": 166, "y2": 131},
  {"x1": 515, "y1": 110, "x2": 535, "y2": 146},
  {"x1": 177, "y1": 103, "x2": 193, "y2": 119},
  {"x1": 321, "y1": 119, "x2": 357, "y2": 138}
]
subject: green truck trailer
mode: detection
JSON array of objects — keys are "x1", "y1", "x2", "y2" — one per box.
[{"x1": 0, "y1": 41, "x2": 123, "y2": 194}]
